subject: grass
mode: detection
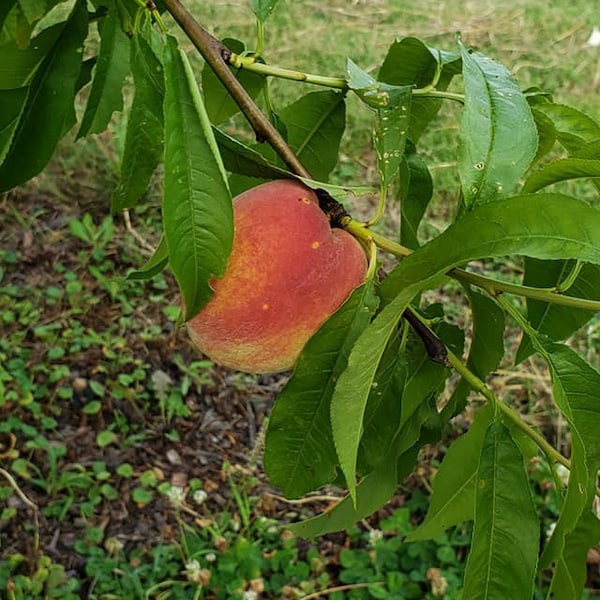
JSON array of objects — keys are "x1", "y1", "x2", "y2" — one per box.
[{"x1": 1, "y1": 0, "x2": 600, "y2": 598}]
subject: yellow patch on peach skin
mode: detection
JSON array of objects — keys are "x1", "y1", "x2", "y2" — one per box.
[
  {"x1": 301, "y1": 197, "x2": 312, "y2": 205},
  {"x1": 311, "y1": 241, "x2": 320, "y2": 249},
  {"x1": 262, "y1": 303, "x2": 269, "y2": 310}
]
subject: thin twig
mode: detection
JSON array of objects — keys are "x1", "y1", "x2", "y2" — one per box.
[{"x1": 0, "y1": 468, "x2": 40, "y2": 554}]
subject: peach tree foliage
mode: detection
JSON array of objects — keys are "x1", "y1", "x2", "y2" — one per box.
[{"x1": 2, "y1": 0, "x2": 600, "y2": 597}]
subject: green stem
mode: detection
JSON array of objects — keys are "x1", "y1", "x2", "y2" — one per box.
[
  {"x1": 556, "y1": 260, "x2": 584, "y2": 293},
  {"x1": 412, "y1": 88, "x2": 465, "y2": 103},
  {"x1": 345, "y1": 217, "x2": 600, "y2": 313},
  {"x1": 160, "y1": 0, "x2": 310, "y2": 178},
  {"x1": 445, "y1": 349, "x2": 571, "y2": 470},
  {"x1": 454, "y1": 268, "x2": 600, "y2": 312},
  {"x1": 228, "y1": 54, "x2": 465, "y2": 104},
  {"x1": 255, "y1": 19, "x2": 265, "y2": 57},
  {"x1": 229, "y1": 53, "x2": 347, "y2": 88}
]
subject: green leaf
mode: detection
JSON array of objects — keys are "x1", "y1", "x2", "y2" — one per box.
[
  {"x1": 530, "y1": 107, "x2": 557, "y2": 164},
  {"x1": 214, "y1": 127, "x2": 290, "y2": 180},
  {"x1": 17, "y1": 0, "x2": 47, "y2": 24},
  {"x1": 264, "y1": 281, "x2": 379, "y2": 498},
  {"x1": 78, "y1": 0, "x2": 130, "y2": 137},
  {"x1": 279, "y1": 90, "x2": 345, "y2": 182},
  {"x1": 0, "y1": 0, "x2": 87, "y2": 191},
  {"x1": 0, "y1": 23, "x2": 62, "y2": 88},
  {"x1": 126, "y1": 235, "x2": 168, "y2": 281},
  {"x1": 407, "y1": 406, "x2": 492, "y2": 542},
  {"x1": 162, "y1": 36, "x2": 233, "y2": 320},
  {"x1": 287, "y1": 458, "x2": 398, "y2": 539},
  {"x1": 398, "y1": 147, "x2": 433, "y2": 249},
  {"x1": 534, "y1": 103, "x2": 600, "y2": 153},
  {"x1": 250, "y1": 0, "x2": 280, "y2": 23},
  {"x1": 0, "y1": 1, "x2": 18, "y2": 31},
  {"x1": 443, "y1": 289, "x2": 505, "y2": 420},
  {"x1": 334, "y1": 192, "x2": 600, "y2": 497},
  {"x1": 201, "y1": 38, "x2": 265, "y2": 125},
  {"x1": 291, "y1": 402, "x2": 439, "y2": 538},
  {"x1": 533, "y1": 342, "x2": 600, "y2": 569},
  {"x1": 522, "y1": 157, "x2": 600, "y2": 194},
  {"x1": 516, "y1": 259, "x2": 600, "y2": 363},
  {"x1": 111, "y1": 30, "x2": 164, "y2": 211},
  {"x1": 378, "y1": 38, "x2": 460, "y2": 141},
  {"x1": 372, "y1": 85, "x2": 412, "y2": 190},
  {"x1": 458, "y1": 40, "x2": 538, "y2": 207},
  {"x1": 0, "y1": 86, "x2": 28, "y2": 164},
  {"x1": 357, "y1": 316, "x2": 455, "y2": 475},
  {"x1": 547, "y1": 511, "x2": 600, "y2": 600},
  {"x1": 462, "y1": 421, "x2": 539, "y2": 600}
]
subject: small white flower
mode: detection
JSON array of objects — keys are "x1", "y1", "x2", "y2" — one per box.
[
  {"x1": 243, "y1": 591, "x2": 258, "y2": 600},
  {"x1": 205, "y1": 552, "x2": 217, "y2": 563},
  {"x1": 167, "y1": 485, "x2": 185, "y2": 505},
  {"x1": 368, "y1": 528, "x2": 383, "y2": 546},
  {"x1": 587, "y1": 27, "x2": 600, "y2": 48},
  {"x1": 546, "y1": 521, "x2": 557, "y2": 540},
  {"x1": 193, "y1": 489, "x2": 208, "y2": 506},
  {"x1": 184, "y1": 559, "x2": 201, "y2": 580}
]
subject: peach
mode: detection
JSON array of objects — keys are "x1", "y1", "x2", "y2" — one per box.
[{"x1": 187, "y1": 180, "x2": 367, "y2": 373}]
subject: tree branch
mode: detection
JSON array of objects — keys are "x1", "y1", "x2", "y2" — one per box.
[{"x1": 160, "y1": 0, "x2": 311, "y2": 178}]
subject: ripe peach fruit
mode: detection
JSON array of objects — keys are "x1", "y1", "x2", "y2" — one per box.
[{"x1": 187, "y1": 180, "x2": 367, "y2": 373}]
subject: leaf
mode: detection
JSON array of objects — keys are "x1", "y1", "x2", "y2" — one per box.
[
  {"x1": 0, "y1": 23, "x2": 62, "y2": 89},
  {"x1": 279, "y1": 90, "x2": 346, "y2": 182},
  {"x1": 289, "y1": 405, "x2": 438, "y2": 538},
  {"x1": 0, "y1": 0, "x2": 87, "y2": 192},
  {"x1": 162, "y1": 36, "x2": 233, "y2": 320},
  {"x1": 462, "y1": 421, "x2": 539, "y2": 600},
  {"x1": 17, "y1": 0, "x2": 47, "y2": 24},
  {"x1": 111, "y1": 30, "x2": 164, "y2": 211},
  {"x1": 333, "y1": 192, "x2": 600, "y2": 498},
  {"x1": 533, "y1": 342, "x2": 600, "y2": 569},
  {"x1": 78, "y1": 0, "x2": 130, "y2": 137},
  {"x1": 201, "y1": 38, "x2": 265, "y2": 126},
  {"x1": 264, "y1": 281, "x2": 378, "y2": 498},
  {"x1": 522, "y1": 157, "x2": 600, "y2": 194},
  {"x1": 530, "y1": 107, "x2": 557, "y2": 164},
  {"x1": 372, "y1": 85, "x2": 412, "y2": 190},
  {"x1": 213, "y1": 127, "x2": 290, "y2": 180},
  {"x1": 516, "y1": 259, "x2": 600, "y2": 363},
  {"x1": 407, "y1": 406, "x2": 492, "y2": 542},
  {"x1": 534, "y1": 103, "x2": 600, "y2": 153},
  {"x1": 0, "y1": 1, "x2": 18, "y2": 31},
  {"x1": 458, "y1": 39, "x2": 538, "y2": 207},
  {"x1": 398, "y1": 147, "x2": 433, "y2": 249},
  {"x1": 0, "y1": 86, "x2": 28, "y2": 164},
  {"x1": 547, "y1": 511, "x2": 600, "y2": 600},
  {"x1": 443, "y1": 289, "x2": 505, "y2": 420},
  {"x1": 250, "y1": 0, "x2": 280, "y2": 22},
  {"x1": 378, "y1": 37, "x2": 460, "y2": 141},
  {"x1": 287, "y1": 458, "x2": 399, "y2": 539},
  {"x1": 126, "y1": 235, "x2": 168, "y2": 281}
]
